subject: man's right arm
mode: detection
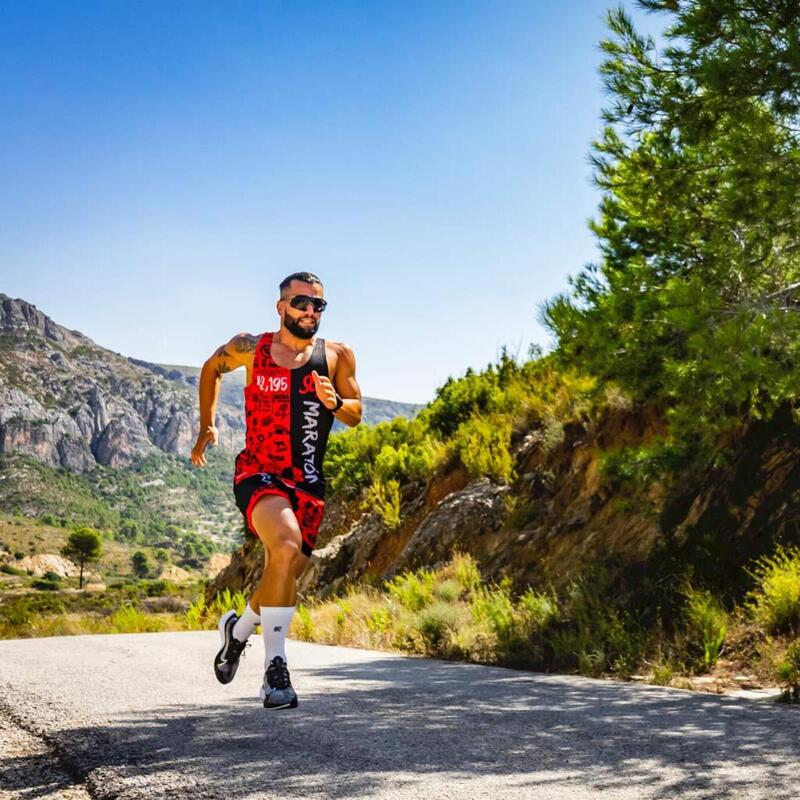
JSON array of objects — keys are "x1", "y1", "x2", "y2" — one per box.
[{"x1": 192, "y1": 333, "x2": 258, "y2": 467}]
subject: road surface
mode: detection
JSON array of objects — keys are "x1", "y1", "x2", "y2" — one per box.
[{"x1": 0, "y1": 632, "x2": 798, "y2": 799}]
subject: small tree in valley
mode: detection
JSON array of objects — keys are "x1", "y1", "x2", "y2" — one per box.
[{"x1": 61, "y1": 527, "x2": 103, "y2": 589}]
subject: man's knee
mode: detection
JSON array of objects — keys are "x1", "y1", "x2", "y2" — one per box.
[{"x1": 268, "y1": 538, "x2": 301, "y2": 574}]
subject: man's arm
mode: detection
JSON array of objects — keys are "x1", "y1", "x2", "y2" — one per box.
[
  {"x1": 192, "y1": 333, "x2": 258, "y2": 467},
  {"x1": 331, "y1": 342, "x2": 362, "y2": 427},
  {"x1": 311, "y1": 342, "x2": 362, "y2": 427}
]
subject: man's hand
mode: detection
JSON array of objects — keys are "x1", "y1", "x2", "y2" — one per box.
[
  {"x1": 191, "y1": 424, "x2": 219, "y2": 467},
  {"x1": 311, "y1": 370, "x2": 338, "y2": 410}
]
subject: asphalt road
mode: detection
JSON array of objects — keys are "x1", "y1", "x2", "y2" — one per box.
[{"x1": 0, "y1": 632, "x2": 799, "y2": 799}]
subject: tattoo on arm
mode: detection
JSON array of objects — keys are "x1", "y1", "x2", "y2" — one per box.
[
  {"x1": 216, "y1": 363, "x2": 233, "y2": 375},
  {"x1": 233, "y1": 335, "x2": 257, "y2": 354}
]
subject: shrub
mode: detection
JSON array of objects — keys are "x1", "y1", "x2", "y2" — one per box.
[
  {"x1": 373, "y1": 441, "x2": 441, "y2": 485},
  {"x1": 185, "y1": 597, "x2": 207, "y2": 630},
  {"x1": 0, "y1": 564, "x2": 25, "y2": 576},
  {"x1": 368, "y1": 478, "x2": 402, "y2": 529},
  {"x1": 548, "y1": 572, "x2": 646, "y2": 677},
  {"x1": 366, "y1": 606, "x2": 393, "y2": 635},
  {"x1": 452, "y1": 417, "x2": 514, "y2": 482},
  {"x1": 651, "y1": 663, "x2": 675, "y2": 686},
  {"x1": 334, "y1": 599, "x2": 352, "y2": 628},
  {"x1": 145, "y1": 579, "x2": 170, "y2": 597},
  {"x1": 31, "y1": 579, "x2": 61, "y2": 591},
  {"x1": 132, "y1": 551, "x2": 151, "y2": 578},
  {"x1": 453, "y1": 552, "x2": 481, "y2": 595},
  {"x1": 110, "y1": 604, "x2": 167, "y2": 633},
  {"x1": 684, "y1": 587, "x2": 728, "y2": 669},
  {"x1": 415, "y1": 601, "x2": 461, "y2": 653},
  {"x1": 433, "y1": 579, "x2": 462, "y2": 603},
  {"x1": 577, "y1": 649, "x2": 607, "y2": 677},
  {"x1": 469, "y1": 580, "x2": 548, "y2": 666},
  {"x1": 423, "y1": 367, "x2": 505, "y2": 438},
  {"x1": 776, "y1": 640, "x2": 800, "y2": 703},
  {"x1": 293, "y1": 605, "x2": 314, "y2": 639},
  {"x1": 326, "y1": 418, "x2": 434, "y2": 498},
  {"x1": 184, "y1": 589, "x2": 247, "y2": 630},
  {"x1": 518, "y1": 589, "x2": 558, "y2": 629},
  {"x1": 747, "y1": 546, "x2": 800, "y2": 634},
  {"x1": 386, "y1": 569, "x2": 435, "y2": 611}
]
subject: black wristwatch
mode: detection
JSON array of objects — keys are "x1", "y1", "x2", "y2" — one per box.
[{"x1": 331, "y1": 393, "x2": 344, "y2": 412}]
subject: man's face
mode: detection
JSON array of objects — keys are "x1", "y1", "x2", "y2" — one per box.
[{"x1": 278, "y1": 280, "x2": 325, "y2": 340}]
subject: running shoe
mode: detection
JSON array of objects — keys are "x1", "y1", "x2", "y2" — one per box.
[
  {"x1": 259, "y1": 656, "x2": 298, "y2": 709},
  {"x1": 214, "y1": 609, "x2": 249, "y2": 685}
]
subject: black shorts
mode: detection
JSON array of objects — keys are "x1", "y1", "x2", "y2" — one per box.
[{"x1": 233, "y1": 473, "x2": 325, "y2": 557}]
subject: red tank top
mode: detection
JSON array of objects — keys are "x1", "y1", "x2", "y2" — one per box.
[{"x1": 233, "y1": 332, "x2": 335, "y2": 498}]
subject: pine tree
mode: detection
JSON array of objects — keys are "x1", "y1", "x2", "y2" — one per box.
[
  {"x1": 62, "y1": 527, "x2": 103, "y2": 589},
  {"x1": 543, "y1": 0, "x2": 800, "y2": 460}
]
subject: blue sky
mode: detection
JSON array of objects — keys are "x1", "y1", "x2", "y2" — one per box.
[{"x1": 0, "y1": 1, "x2": 665, "y2": 404}]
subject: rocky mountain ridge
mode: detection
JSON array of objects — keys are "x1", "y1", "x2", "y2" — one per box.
[{"x1": 0, "y1": 294, "x2": 244, "y2": 471}]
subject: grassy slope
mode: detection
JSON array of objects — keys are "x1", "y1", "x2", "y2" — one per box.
[{"x1": 0, "y1": 449, "x2": 239, "y2": 545}]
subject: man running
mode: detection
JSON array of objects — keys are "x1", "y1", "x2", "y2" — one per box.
[{"x1": 191, "y1": 272, "x2": 362, "y2": 708}]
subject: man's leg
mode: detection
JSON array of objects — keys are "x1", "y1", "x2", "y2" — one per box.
[
  {"x1": 250, "y1": 493, "x2": 305, "y2": 708},
  {"x1": 232, "y1": 511, "x2": 309, "y2": 642},
  {"x1": 250, "y1": 537, "x2": 309, "y2": 609}
]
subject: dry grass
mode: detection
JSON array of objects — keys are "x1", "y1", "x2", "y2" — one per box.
[{"x1": 0, "y1": 611, "x2": 188, "y2": 639}]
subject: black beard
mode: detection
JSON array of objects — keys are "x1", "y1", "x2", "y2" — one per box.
[{"x1": 283, "y1": 314, "x2": 318, "y2": 340}]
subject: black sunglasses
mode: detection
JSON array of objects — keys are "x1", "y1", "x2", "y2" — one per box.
[{"x1": 288, "y1": 294, "x2": 327, "y2": 313}]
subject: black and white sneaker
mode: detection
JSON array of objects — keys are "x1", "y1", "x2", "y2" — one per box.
[
  {"x1": 214, "y1": 609, "x2": 249, "y2": 685},
  {"x1": 259, "y1": 656, "x2": 298, "y2": 709}
]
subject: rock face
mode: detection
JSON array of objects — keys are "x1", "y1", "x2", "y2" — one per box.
[
  {"x1": 158, "y1": 564, "x2": 193, "y2": 582},
  {"x1": 392, "y1": 479, "x2": 511, "y2": 573},
  {"x1": 15, "y1": 553, "x2": 79, "y2": 578},
  {"x1": 0, "y1": 294, "x2": 245, "y2": 471}
]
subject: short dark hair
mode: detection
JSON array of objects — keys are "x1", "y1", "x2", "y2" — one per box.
[{"x1": 279, "y1": 272, "x2": 323, "y2": 296}]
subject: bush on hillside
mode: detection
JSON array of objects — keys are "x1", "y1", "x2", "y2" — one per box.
[
  {"x1": 747, "y1": 546, "x2": 800, "y2": 634},
  {"x1": 368, "y1": 478, "x2": 402, "y2": 529},
  {"x1": 452, "y1": 417, "x2": 514, "y2": 482},
  {"x1": 777, "y1": 640, "x2": 800, "y2": 703}
]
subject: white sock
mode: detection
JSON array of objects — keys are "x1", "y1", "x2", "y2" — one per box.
[
  {"x1": 232, "y1": 603, "x2": 261, "y2": 643},
  {"x1": 260, "y1": 605, "x2": 296, "y2": 665}
]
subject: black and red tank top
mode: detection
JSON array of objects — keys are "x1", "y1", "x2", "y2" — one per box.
[{"x1": 233, "y1": 332, "x2": 335, "y2": 498}]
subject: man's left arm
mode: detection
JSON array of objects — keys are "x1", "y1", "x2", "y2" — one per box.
[{"x1": 311, "y1": 343, "x2": 362, "y2": 427}]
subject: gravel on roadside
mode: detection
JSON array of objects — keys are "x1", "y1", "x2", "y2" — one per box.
[{"x1": 0, "y1": 712, "x2": 91, "y2": 800}]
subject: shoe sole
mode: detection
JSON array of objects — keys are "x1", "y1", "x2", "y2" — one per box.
[
  {"x1": 259, "y1": 686, "x2": 298, "y2": 709},
  {"x1": 213, "y1": 610, "x2": 239, "y2": 685}
]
